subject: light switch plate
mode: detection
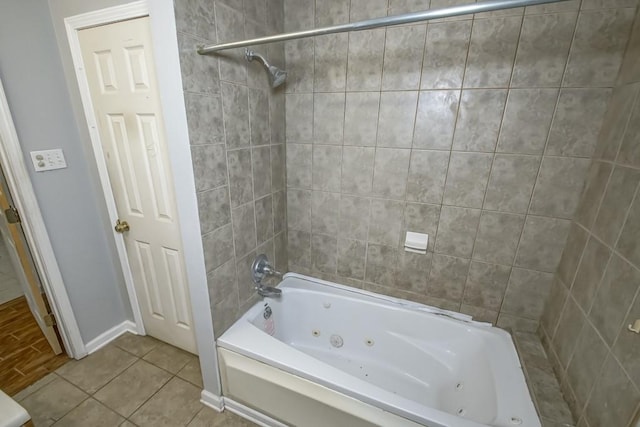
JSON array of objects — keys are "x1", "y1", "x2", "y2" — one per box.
[{"x1": 30, "y1": 149, "x2": 67, "y2": 172}]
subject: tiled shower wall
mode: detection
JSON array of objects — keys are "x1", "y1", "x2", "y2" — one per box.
[
  {"x1": 540, "y1": 7, "x2": 640, "y2": 426},
  {"x1": 174, "y1": 0, "x2": 287, "y2": 336},
  {"x1": 283, "y1": 0, "x2": 637, "y2": 331}
]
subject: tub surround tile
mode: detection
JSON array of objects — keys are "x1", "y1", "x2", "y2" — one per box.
[
  {"x1": 220, "y1": 83, "x2": 250, "y2": 149},
  {"x1": 484, "y1": 154, "x2": 540, "y2": 214},
  {"x1": 376, "y1": 92, "x2": 419, "y2": 149},
  {"x1": 249, "y1": 88, "x2": 269, "y2": 146},
  {"x1": 207, "y1": 259, "x2": 237, "y2": 308},
  {"x1": 341, "y1": 146, "x2": 375, "y2": 196},
  {"x1": 202, "y1": 224, "x2": 235, "y2": 272},
  {"x1": 337, "y1": 239, "x2": 366, "y2": 280},
  {"x1": 288, "y1": 229, "x2": 311, "y2": 269},
  {"x1": 413, "y1": 91, "x2": 459, "y2": 151},
  {"x1": 573, "y1": 161, "x2": 613, "y2": 229},
  {"x1": 594, "y1": 85, "x2": 639, "y2": 162},
  {"x1": 349, "y1": 0, "x2": 387, "y2": 22},
  {"x1": 612, "y1": 293, "x2": 640, "y2": 386},
  {"x1": 590, "y1": 254, "x2": 640, "y2": 346},
  {"x1": 592, "y1": 166, "x2": 640, "y2": 245},
  {"x1": 271, "y1": 146, "x2": 286, "y2": 192},
  {"x1": 541, "y1": 277, "x2": 569, "y2": 339},
  {"x1": 287, "y1": 189, "x2": 311, "y2": 232},
  {"x1": 515, "y1": 216, "x2": 571, "y2": 273},
  {"x1": 443, "y1": 152, "x2": 493, "y2": 208},
  {"x1": 313, "y1": 93, "x2": 345, "y2": 145},
  {"x1": 497, "y1": 89, "x2": 558, "y2": 155},
  {"x1": 191, "y1": 144, "x2": 227, "y2": 193},
  {"x1": 178, "y1": 34, "x2": 219, "y2": 95},
  {"x1": 314, "y1": 0, "x2": 349, "y2": 26},
  {"x1": 197, "y1": 187, "x2": 231, "y2": 235},
  {"x1": 312, "y1": 145, "x2": 342, "y2": 192},
  {"x1": 530, "y1": 157, "x2": 590, "y2": 219},
  {"x1": 584, "y1": 355, "x2": 640, "y2": 427},
  {"x1": 344, "y1": 92, "x2": 380, "y2": 146},
  {"x1": 231, "y1": 203, "x2": 258, "y2": 258},
  {"x1": 406, "y1": 150, "x2": 449, "y2": 204},
  {"x1": 497, "y1": 314, "x2": 539, "y2": 333},
  {"x1": 473, "y1": 212, "x2": 525, "y2": 265},
  {"x1": 565, "y1": 322, "x2": 609, "y2": 410},
  {"x1": 255, "y1": 195, "x2": 274, "y2": 245},
  {"x1": 369, "y1": 199, "x2": 404, "y2": 247},
  {"x1": 557, "y1": 224, "x2": 589, "y2": 287},
  {"x1": 381, "y1": 26, "x2": 426, "y2": 91},
  {"x1": 284, "y1": 39, "x2": 314, "y2": 93},
  {"x1": 502, "y1": 269, "x2": 554, "y2": 320},
  {"x1": 513, "y1": 333, "x2": 575, "y2": 427},
  {"x1": 616, "y1": 192, "x2": 640, "y2": 267},
  {"x1": 227, "y1": 149, "x2": 253, "y2": 208},
  {"x1": 252, "y1": 146, "x2": 272, "y2": 199},
  {"x1": 463, "y1": 262, "x2": 511, "y2": 312},
  {"x1": 570, "y1": 237, "x2": 611, "y2": 313},
  {"x1": 365, "y1": 244, "x2": 398, "y2": 287},
  {"x1": 371, "y1": 148, "x2": 411, "y2": 200},
  {"x1": 460, "y1": 304, "x2": 499, "y2": 324},
  {"x1": 453, "y1": 90, "x2": 507, "y2": 152},
  {"x1": 564, "y1": 8, "x2": 636, "y2": 87},
  {"x1": 511, "y1": 13, "x2": 577, "y2": 88},
  {"x1": 546, "y1": 88, "x2": 612, "y2": 158},
  {"x1": 618, "y1": 93, "x2": 640, "y2": 168},
  {"x1": 421, "y1": 21, "x2": 472, "y2": 90},
  {"x1": 435, "y1": 206, "x2": 481, "y2": 258},
  {"x1": 552, "y1": 296, "x2": 585, "y2": 369},
  {"x1": 184, "y1": 93, "x2": 225, "y2": 147},
  {"x1": 347, "y1": 30, "x2": 385, "y2": 92},
  {"x1": 215, "y1": 3, "x2": 247, "y2": 83},
  {"x1": 285, "y1": 93, "x2": 313, "y2": 143},
  {"x1": 314, "y1": 34, "x2": 348, "y2": 92},
  {"x1": 463, "y1": 16, "x2": 521, "y2": 88},
  {"x1": 427, "y1": 254, "x2": 470, "y2": 302},
  {"x1": 339, "y1": 195, "x2": 371, "y2": 241},
  {"x1": 311, "y1": 234, "x2": 338, "y2": 274},
  {"x1": 311, "y1": 192, "x2": 339, "y2": 236},
  {"x1": 286, "y1": 144, "x2": 312, "y2": 189}
]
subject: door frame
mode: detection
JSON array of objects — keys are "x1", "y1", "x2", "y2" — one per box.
[
  {"x1": 64, "y1": 0, "x2": 222, "y2": 402},
  {"x1": 0, "y1": 78, "x2": 84, "y2": 358}
]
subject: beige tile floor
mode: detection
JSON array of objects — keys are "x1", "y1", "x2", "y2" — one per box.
[{"x1": 12, "y1": 333, "x2": 255, "y2": 426}]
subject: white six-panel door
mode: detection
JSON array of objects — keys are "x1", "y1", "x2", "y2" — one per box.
[{"x1": 78, "y1": 17, "x2": 197, "y2": 353}]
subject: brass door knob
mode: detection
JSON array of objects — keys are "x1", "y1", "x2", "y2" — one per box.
[{"x1": 114, "y1": 219, "x2": 130, "y2": 233}]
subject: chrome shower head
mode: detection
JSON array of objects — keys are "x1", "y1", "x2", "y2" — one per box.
[{"x1": 245, "y1": 49, "x2": 287, "y2": 89}]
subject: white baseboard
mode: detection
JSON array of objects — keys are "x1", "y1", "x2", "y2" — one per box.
[
  {"x1": 200, "y1": 390, "x2": 224, "y2": 412},
  {"x1": 84, "y1": 320, "x2": 137, "y2": 354},
  {"x1": 223, "y1": 398, "x2": 287, "y2": 427}
]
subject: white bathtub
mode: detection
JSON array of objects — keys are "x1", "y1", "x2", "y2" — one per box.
[{"x1": 217, "y1": 273, "x2": 540, "y2": 427}]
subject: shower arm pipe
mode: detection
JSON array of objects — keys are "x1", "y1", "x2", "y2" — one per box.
[{"x1": 197, "y1": 0, "x2": 569, "y2": 55}]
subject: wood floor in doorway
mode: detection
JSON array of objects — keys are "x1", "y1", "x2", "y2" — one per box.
[{"x1": 0, "y1": 296, "x2": 68, "y2": 396}]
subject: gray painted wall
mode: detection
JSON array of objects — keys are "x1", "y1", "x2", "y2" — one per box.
[{"x1": 0, "y1": 0, "x2": 132, "y2": 343}]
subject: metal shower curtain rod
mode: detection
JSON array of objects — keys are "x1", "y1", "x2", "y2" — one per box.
[{"x1": 197, "y1": 0, "x2": 569, "y2": 55}]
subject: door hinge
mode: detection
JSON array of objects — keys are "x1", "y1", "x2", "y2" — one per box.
[
  {"x1": 44, "y1": 313, "x2": 56, "y2": 327},
  {"x1": 4, "y1": 206, "x2": 20, "y2": 224}
]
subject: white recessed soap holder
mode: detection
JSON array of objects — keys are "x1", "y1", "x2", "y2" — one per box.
[{"x1": 628, "y1": 319, "x2": 640, "y2": 334}]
